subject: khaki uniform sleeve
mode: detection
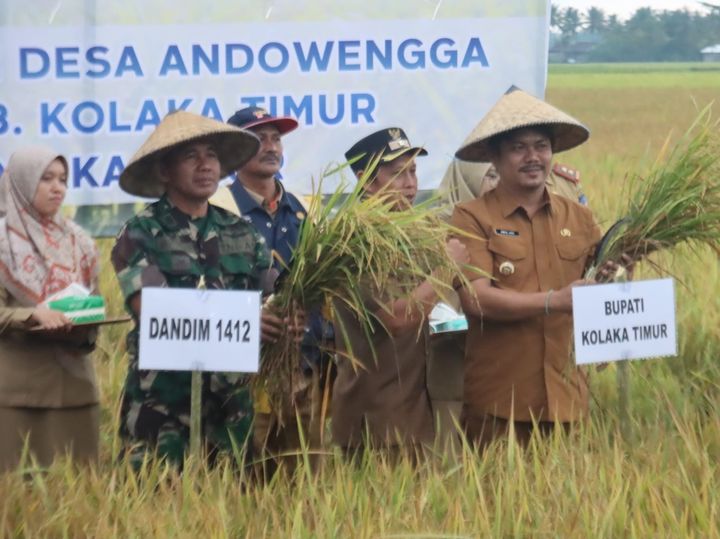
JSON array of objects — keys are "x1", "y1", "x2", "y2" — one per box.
[
  {"x1": 0, "y1": 287, "x2": 34, "y2": 334},
  {"x1": 450, "y1": 204, "x2": 493, "y2": 282}
]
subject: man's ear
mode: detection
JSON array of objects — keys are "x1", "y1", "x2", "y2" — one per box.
[
  {"x1": 154, "y1": 161, "x2": 171, "y2": 186},
  {"x1": 488, "y1": 151, "x2": 502, "y2": 172},
  {"x1": 356, "y1": 169, "x2": 380, "y2": 194}
]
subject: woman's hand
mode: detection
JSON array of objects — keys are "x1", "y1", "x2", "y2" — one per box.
[{"x1": 30, "y1": 306, "x2": 73, "y2": 331}]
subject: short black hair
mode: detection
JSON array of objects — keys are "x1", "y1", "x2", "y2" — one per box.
[{"x1": 487, "y1": 125, "x2": 555, "y2": 157}]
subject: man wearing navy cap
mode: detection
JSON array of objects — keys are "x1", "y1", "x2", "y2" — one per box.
[
  {"x1": 344, "y1": 127, "x2": 427, "y2": 210},
  {"x1": 211, "y1": 106, "x2": 305, "y2": 269},
  {"x1": 209, "y1": 107, "x2": 329, "y2": 477},
  {"x1": 330, "y1": 127, "x2": 468, "y2": 458}
]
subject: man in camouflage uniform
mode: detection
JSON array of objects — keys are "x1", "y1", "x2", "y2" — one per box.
[{"x1": 112, "y1": 111, "x2": 271, "y2": 467}]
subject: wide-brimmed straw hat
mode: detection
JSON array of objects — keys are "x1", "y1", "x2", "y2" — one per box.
[
  {"x1": 120, "y1": 111, "x2": 260, "y2": 197},
  {"x1": 455, "y1": 87, "x2": 589, "y2": 162}
]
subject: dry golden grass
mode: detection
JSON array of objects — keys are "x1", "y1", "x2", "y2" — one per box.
[{"x1": 2, "y1": 65, "x2": 720, "y2": 538}]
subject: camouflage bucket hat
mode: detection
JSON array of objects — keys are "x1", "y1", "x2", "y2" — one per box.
[
  {"x1": 455, "y1": 87, "x2": 590, "y2": 162},
  {"x1": 119, "y1": 111, "x2": 260, "y2": 197}
]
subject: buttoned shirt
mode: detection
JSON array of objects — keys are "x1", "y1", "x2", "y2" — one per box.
[
  {"x1": 229, "y1": 179, "x2": 306, "y2": 270},
  {"x1": 451, "y1": 188, "x2": 602, "y2": 422}
]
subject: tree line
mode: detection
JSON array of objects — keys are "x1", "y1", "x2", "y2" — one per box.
[{"x1": 551, "y1": 3, "x2": 720, "y2": 62}]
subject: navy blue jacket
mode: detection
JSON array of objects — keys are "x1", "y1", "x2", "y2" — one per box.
[{"x1": 229, "y1": 179, "x2": 306, "y2": 270}]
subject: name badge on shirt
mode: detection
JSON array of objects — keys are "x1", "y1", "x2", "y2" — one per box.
[{"x1": 495, "y1": 229, "x2": 520, "y2": 237}]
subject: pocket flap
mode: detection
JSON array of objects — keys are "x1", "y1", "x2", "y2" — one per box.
[
  {"x1": 556, "y1": 239, "x2": 590, "y2": 261},
  {"x1": 488, "y1": 236, "x2": 527, "y2": 260}
]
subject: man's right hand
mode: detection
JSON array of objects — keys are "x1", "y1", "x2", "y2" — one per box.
[
  {"x1": 549, "y1": 279, "x2": 589, "y2": 314},
  {"x1": 261, "y1": 309, "x2": 284, "y2": 344},
  {"x1": 30, "y1": 306, "x2": 73, "y2": 331},
  {"x1": 261, "y1": 305, "x2": 305, "y2": 344}
]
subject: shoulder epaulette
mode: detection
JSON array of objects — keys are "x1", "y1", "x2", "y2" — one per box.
[{"x1": 552, "y1": 163, "x2": 580, "y2": 184}]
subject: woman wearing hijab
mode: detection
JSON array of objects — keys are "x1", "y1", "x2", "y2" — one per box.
[{"x1": 0, "y1": 145, "x2": 100, "y2": 472}]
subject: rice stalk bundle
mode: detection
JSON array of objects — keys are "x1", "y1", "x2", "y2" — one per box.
[
  {"x1": 587, "y1": 107, "x2": 720, "y2": 280},
  {"x1": 255, "y1": 158, "x2": 473, "y2": 419}
]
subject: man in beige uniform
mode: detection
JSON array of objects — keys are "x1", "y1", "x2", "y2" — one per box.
[
  {"x1": 429, "y1": 114, "x2": 589, "y2": 449},
  {"x1": 331, "y1": 127, "x2": 468, "y2": 457},
  {"x1": 450, "y1": 88, "x2": 607, "y2": 448}
]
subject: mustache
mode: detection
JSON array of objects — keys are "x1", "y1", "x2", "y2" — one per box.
[{"x1": 258, "y1": 152, "x2": 280, "y2": 162}]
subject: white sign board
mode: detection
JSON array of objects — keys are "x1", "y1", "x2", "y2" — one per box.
[
  {"x1": 0, "y1": 0, "x2": 550, "y2": 203},
  {"x1": 572, "y1": 278, "x2": 677, "y2": 365},
  {"x1": 138, "y1": 287, "x2": 261, "y2": 372}
]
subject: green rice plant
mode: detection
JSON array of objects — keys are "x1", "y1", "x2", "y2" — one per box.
[
  {"x1": 587, "y1": 106, "x2": 720, "y2": 280},
  {"x1": 256, "y1": 155, "x2": 474, "y2": 419}
]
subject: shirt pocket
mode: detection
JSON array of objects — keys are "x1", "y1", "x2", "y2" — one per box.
[
  {"x1": 153, "y1": 250, "x2": 200, "y2": 287},
  {"x1": 556, "y1": 238, "x2": 592, "y2": 281},
  {"x1": 152, "y1": 236, "x2": 198, "y2": 275},
  {"x1": 208, "y1": 229, "x2": 258, "y2": 289},
  {"x1": 487, "y1": 235, "x2": 528, "y2": 287},
  {"x1": 218, "y1": 254, "x2": 253, "y2": 278}
]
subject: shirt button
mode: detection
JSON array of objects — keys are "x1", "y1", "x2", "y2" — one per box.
[
  {"x1": 281, "y1": 226, "x2": 287, "y2": 233},
  {"x1": 266, "y1": 222, "x2": 272, "y2": 228}
]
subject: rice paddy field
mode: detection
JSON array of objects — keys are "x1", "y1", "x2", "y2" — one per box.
[{"x1": 2, "y1": 62, "x2": 720, "y2": 538}]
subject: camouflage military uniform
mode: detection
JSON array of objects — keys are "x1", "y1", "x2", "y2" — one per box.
[{"x1": 112, "y1": 195, "x2": 271, "y2": 467}]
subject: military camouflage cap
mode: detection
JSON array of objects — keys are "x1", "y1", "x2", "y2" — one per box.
[
  {"x1": 455, "y1": 86, "x2": 589, "y2": 162},
  {"x1": 119, "y1": 111, "x2": 260, "y2": 198}
]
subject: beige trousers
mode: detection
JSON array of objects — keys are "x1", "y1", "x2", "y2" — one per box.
[{"x1": 0, "y1": 404, "x2": 99, "y2": 472}]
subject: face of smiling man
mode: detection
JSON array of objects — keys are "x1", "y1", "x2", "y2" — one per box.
[{"x1": 490, "y1": 127, "x2": 553, "y2": 195}]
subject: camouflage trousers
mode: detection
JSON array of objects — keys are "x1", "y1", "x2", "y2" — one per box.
[{"x1": 120, "y1": 353, "x2": 253, "y2": 469}]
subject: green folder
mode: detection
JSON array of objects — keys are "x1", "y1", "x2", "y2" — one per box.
[{"x1": 47, "y1": 295, "x2": 106, "y2": 324}]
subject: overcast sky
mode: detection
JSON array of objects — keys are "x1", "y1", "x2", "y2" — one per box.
[{"x1": 552, "y1": 0, "x2": 713, "y2": 19}]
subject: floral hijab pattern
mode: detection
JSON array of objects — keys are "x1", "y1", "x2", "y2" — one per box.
[{"x1": 0, "y1": 145, "x2": 98, "y2": 306}]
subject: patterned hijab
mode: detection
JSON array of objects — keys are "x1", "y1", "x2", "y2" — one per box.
[{"x1": 0, "y1": 145, "x2": 98, "y2": 306}]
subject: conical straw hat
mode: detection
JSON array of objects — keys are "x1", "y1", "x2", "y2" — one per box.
[
  {"x1": 120, "y1": 111, "x2": 260, "y2": 197},
  {"x1": 455, "y1": 87, "x2": 589, "y2": 162}
]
